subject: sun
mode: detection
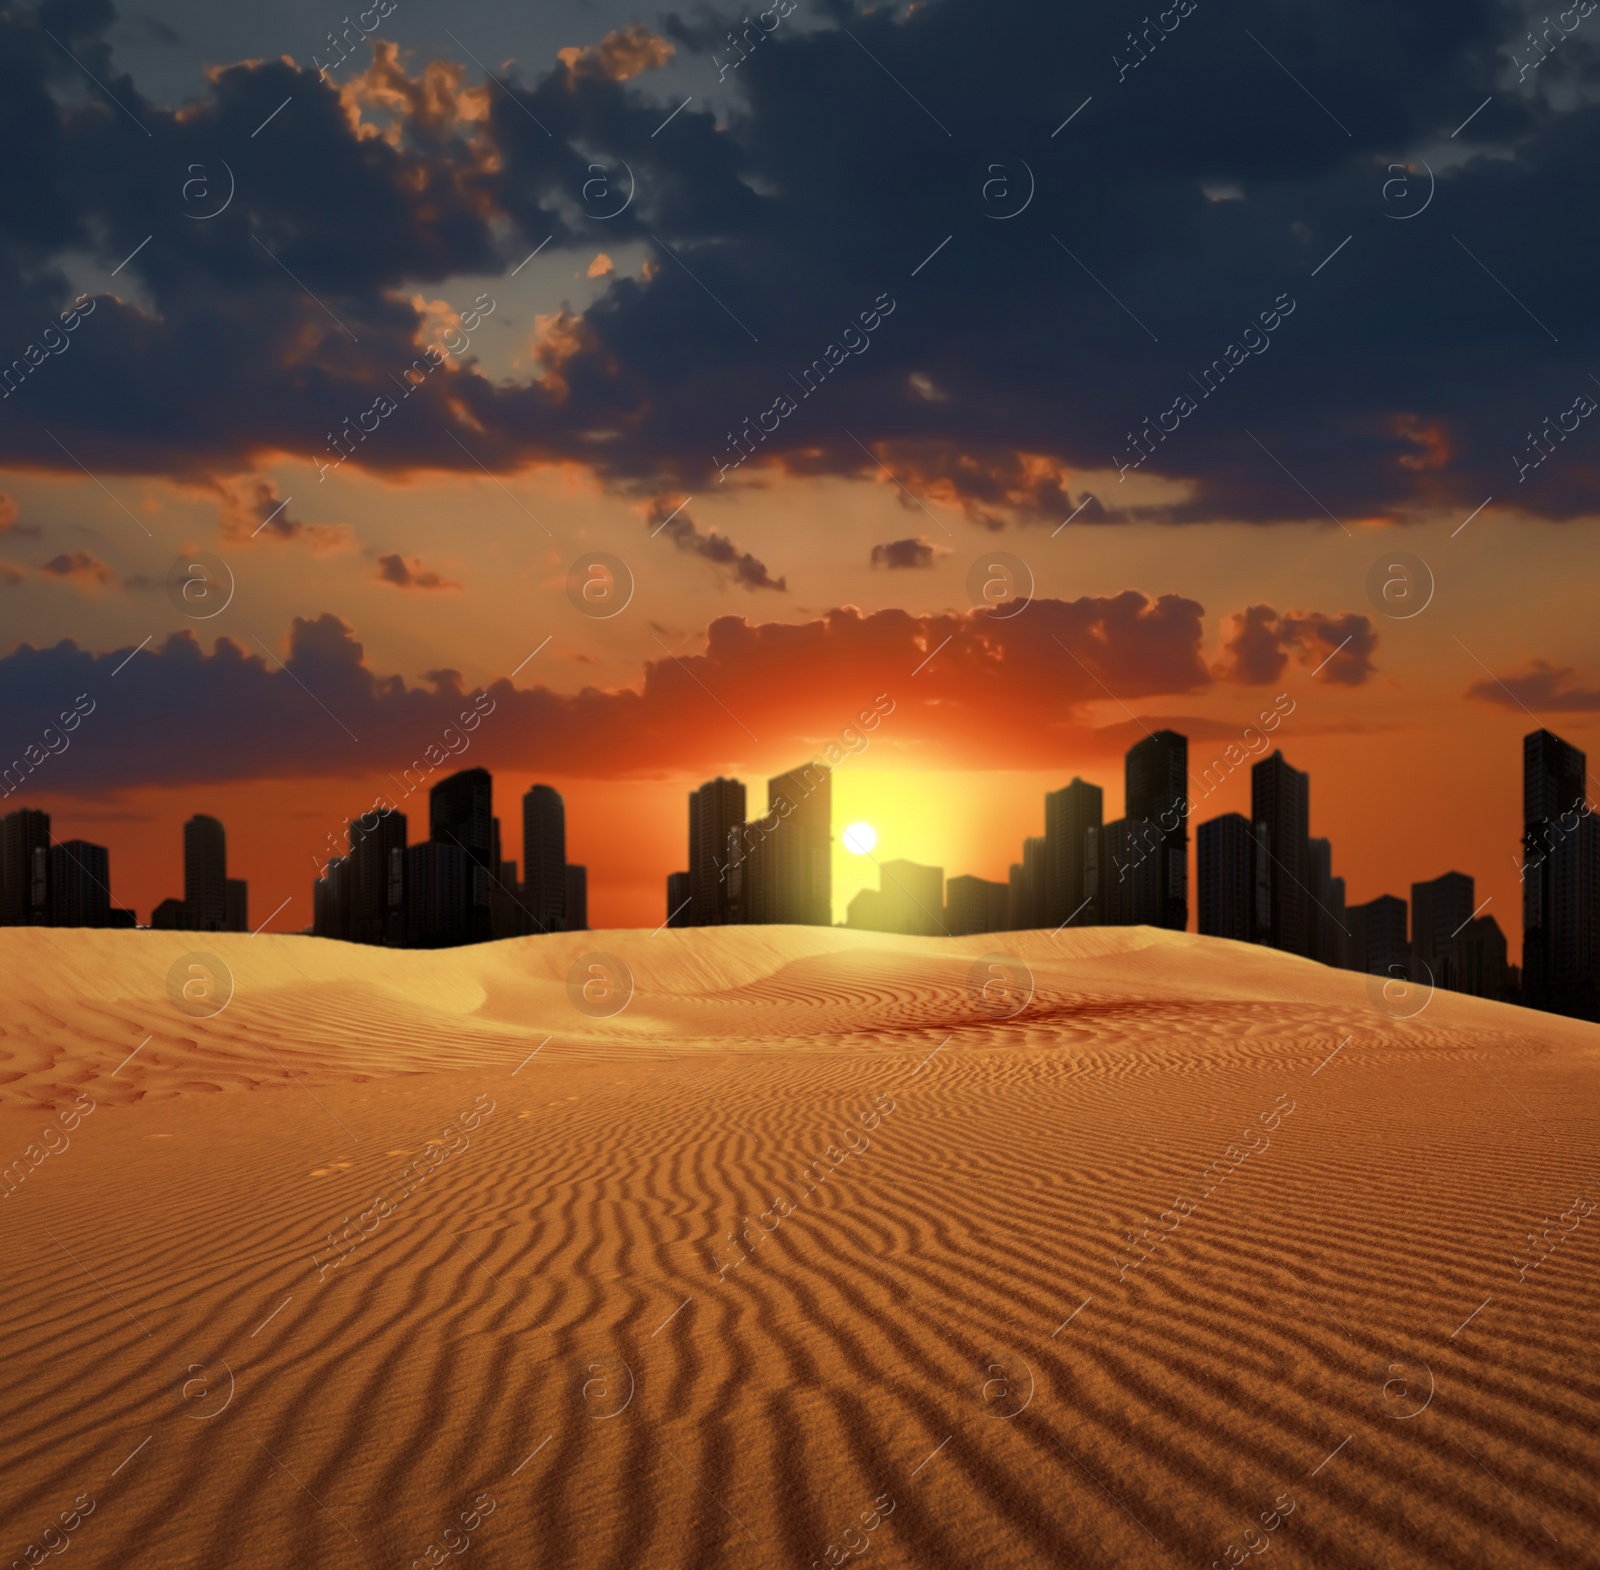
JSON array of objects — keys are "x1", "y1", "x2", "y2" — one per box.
[{"x1": 842, "y1": 822, "x2": 877, "y2": 855}]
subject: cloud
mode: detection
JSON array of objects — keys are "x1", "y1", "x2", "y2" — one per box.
[
  {"x1": 871, "y1": 537, "x2": 939, "y2": 569},
  {"x1": 644, "y1": 497, "x2": 786, "y2": 591},
  {"x1": 39, "y1": 551, "x2": 114, "y2": 586},
  {"x1": 1215, "y1": 606, "x2": 1378, "y2": 686},
  {"x1": 1466, "y1": 659, "x2": 1600, "y2": 713},
  {"x1": 0, "y1": 493, "x2": 38, "y2": 537},
  {"x1": 3, "y1": 0, "x2": 1595, "y2": 530},
  {"x1": 587, "y1": 253, "x2": 614, "y2": 277},
  {"x1": 375, "y1": 552, "x2": 462, "y2": 591},
  {"x1": 0, "y1": 592, "x2": 1228, "y2": 792},
  {"x1": 212, "y1": 475, "x2": 350, "y2": 550}
]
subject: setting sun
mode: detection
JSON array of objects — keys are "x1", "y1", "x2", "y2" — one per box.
[{"x1": 842, "y1": 822, "x2": 877, "y2": 855}]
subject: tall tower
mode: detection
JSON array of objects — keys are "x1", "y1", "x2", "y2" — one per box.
[
  {"x1": 1251, "y1": 750, "x2": 1310, "y2": 955},
  {"x1": 1125, "y1": 729, "x2": 1188, "y2": 929},
  {"x1": 1198, "y1": 813, "x2": 1253, "y2": 942},
  {"x1": 689, "y1": 777, "x2": 746, "y2": 926},
  {"x1": 183, "y1": 814, "x2": 227, "y2": 932},
  {"x1": 521, "y1": 784, "x2": 567, "y2": 935},
  {"x1": 431, "y1": 768, "x2": 494, "y2": 944},
  {"x1": 0, "y1": 807, "x2": 53, "y2": 926},
  {"x1": 349, "y1": 810, "x2": 408, "y2": 945},
  {"x1": 766, "y1": 762, "x2": 831, "y2": 924},
  {"x1": 1044, "y1": 777, "x2": 1102, "y2": 926},
  {"x1": 1522, "y1": 729, "x2": 1596, "y2": 1017}
]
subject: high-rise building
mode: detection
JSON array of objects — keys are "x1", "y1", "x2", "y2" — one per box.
[
  {"x1": 1252, "y1": 751, "x2": 1310, "y2": 955},
  {"x1": 666, "y1": 870, "x2": 692, "y2": 926},
  {"x1": 1307, "y1": 838, "x2": 1347, "y2": 967},
  {"x1": 1043, "y1": 777, "x2": 1102, "y2": 926},
  {"x1": 50, "y1": 841, "x2": 110, "y2": 928},
  {"x1": 1, "y1": 807, "x2": 53, "y2": 926},
  {"x1": 946, "y1": 874, "x2": 1010, "y2": 936},
  {"x1": 1125, "y1": 731, "x2": 1188, "y2": 929},
  {"x1": 1098, "y1": 818, "x2": 1160, "y2": 927},
  {"x1": 1522, "y1": 729, "x2": 1597, "y2": 1019},
  {"x1": 1198, "y1": 813, "x2": 1254, "y2": 942},
  {"x1": 1006, "y1": 861, "x2": 1030, "y2": 931},
  {"x1": 183, "y1": 814, "x2": 228, "y2": 932},
  {"x1": 564, "y1": 864, "x2": 587, "y2": 932},
  {"x1": 225, "y1": 879, "x2": 248, "y2": 934},
  {"x1": 522, "y1": 784, "x2": 567, "y2": 936},
  {"x1": 765, "y1": 763, "x2": 832, "y2": 925},
  {"x1": 152, "y1": 897, "x2": 192, "y2": 930},
  {"x1": 348, "y1": 810, "x2": 408, "y2": 946},
  {"x1": 312, "y1": 856, "x2": 350, "y2": 940},
  {"x1": 407, "y1": 841, "x2": 468, "y2": 948},
  {"x1": 1457, "y1": 914, "x2": 1511, "y2": 1001},
  {"x1": 727, "y1": 811, "x2": 778, "y2": 924},
  {"x1": 1347, "y1": 894, "x2": 1409, "y2": 978},
  {"x1": 1410, "y1": 870, "x2": 1475, "y2": 988},
  {"x1": 432, "y1": 769, "x2": 493, "y2": 944},
  {"x1": 1017, "y1": 835, "x2": 1048, "y2": 929},
  {"x1": 689, "y1": 777, "x2": 746, "y2": 926},
  {"x1": 846, "y1": 860, "x2": 943, "y2": 934}
]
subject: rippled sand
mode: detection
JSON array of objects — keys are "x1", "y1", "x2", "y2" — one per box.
[{"x1": 1, "y1": 925, "x2": 1596, "y2": 1569}]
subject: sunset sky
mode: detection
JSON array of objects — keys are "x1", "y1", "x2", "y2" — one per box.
[{"x1": 3, "y1": 0, "x2": 1598, "y2": 945}]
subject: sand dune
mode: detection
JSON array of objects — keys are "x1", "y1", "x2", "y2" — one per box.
[{"x1": 1, "y1": 925, "x2": 1596, "y2": 1570}]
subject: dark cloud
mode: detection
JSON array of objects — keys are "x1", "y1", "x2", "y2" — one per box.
[
  {"x1": 1467, "y1": 659, "x2": 1600, "y2": 712},
  {"x1": 644, "y1": 496, "x2": 785, "y2": 591},
  {"x1": 375, "y1": 552, "x2": 461, "y2": 591},
  {"x1": 1215, "y1": 605, "x2": 1379, "y2": 686},
  {"x1": 871, "y1": 537, "x2": 938, "y2": 569},
  {"x1": 0, "y1": 591, "x2": 1279, "y2": 791},
  {"x1": 40, "y1": 550, "x2": 114, "y2": 585},
  {"x1": 8, "y1": 0, "x2": 1600, "y2": 530}
]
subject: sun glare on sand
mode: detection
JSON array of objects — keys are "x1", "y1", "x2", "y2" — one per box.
[{"x1": 842, "y1": 822, "x2": 877, "y2": 855}]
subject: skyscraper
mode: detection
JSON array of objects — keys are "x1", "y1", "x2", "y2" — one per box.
[
  {"x1": 225, "y1": 879, "x2": 248, "y2": 934},
  {"x1": 1522, "y1": 729, "x2": 1597, "y2": 1018},
  {"x1": 432, "y1": 768, "x2": 494, "y2": 944},
  {"x1": 1098, "y1": 817, "x2": 1160, "y2": 927},
  {"x1": 0, "y1": 807, "x2": 52, "y2": 926},
  {"x1": 348, "y1": 810, "x2": 408, "y2": 946},
  {"x1": 312, "y1": 855, "x2": 351, "y2": 941},
  {"x1": 407, "y1": 841, "x2": 468, "y2": 948},
  {"x1": 946, "y1": 874, "x2": 1010, "y2": 936},
  {"x1": 1410, "y1": 870, "x2": 1475, "y2": 988},
  {"x1": 522, "y1": 783, "x2": 567, "y2": 936},
  {"x1": 184, "y1": 815, "x2": 227, "y2": 932},
  {"x1": 765, "y1": 763, "x2": 832, "y2": 925},
  {"x1": 1198, "y1": 813, "x2": 1253, "y2": 942},
  {"x1": 666, "y1": 870, "x2": 692, "y2": 926},
  {"x1": 564, "y1": 864, "x2": 587, "y2": 932},
  {"x1": 1347, "y1": 895, "x2": 1409, "y2": 978},
  {"x1": 1252, "y1": 751, "x2": 1310, "y2": 955},
  {"x1": 688, "y1": 776, "x2": 746, "y2": 926},
  {"x1": 1307, "y1": 838, "x2": 1347, "y2": 967},
  {"x1": 1125, "y1": 730, "x2": 1188, "y2": 929},
  {"x1": 1044, "y1": 777, "x2": 1102, "y2": 926},
  {"x1": 50, "y1": 840, "x2": 110, "y2": 928}
]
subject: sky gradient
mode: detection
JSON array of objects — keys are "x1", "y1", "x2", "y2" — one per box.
[{"x1": 3, "y1": 0, "x2": 1598, "y2": 945}]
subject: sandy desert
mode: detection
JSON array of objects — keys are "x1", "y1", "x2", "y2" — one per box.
[{"x1": 2, "y1": 924, "x2": 1597, "y2": 1570}]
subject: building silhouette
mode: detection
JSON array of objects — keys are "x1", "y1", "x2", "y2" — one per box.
[
  {"x1": 666, "y1": 870, "x2": 692, "y2": 927},
  {"x1": 946, "y1": 874, "x2": 1009, "y2": 935},
  {"x1": 1198, "y1": 813, "x2": 1254, "y2": 941},
  {"x1": 1043, "y1": 778, "x2": 1102, "y2": 926},
  {"x1": 688, "y1": 777, "x2": 746, "y2": 926},
  {"x1": 1252, "y1": 751, "x2": 1310, "y2": 955},
  {"x1": 522, "y1": 784, "x2": 567, "y2": 935},
  {"x1": 184, "y1": 814, "x2": 229, "y2": 932},
  {"x1": 152, "y1": 897, "x2": 192, "y2": 930},
  {"x1": 346, "y1": 810, "x2": 408, "y2": 946},
  {"x1": 847, "y1": 859, "x2": 944, "y2": 934},
  {"x1": 1307, "y1": 837, "x2": 1347, "y2": 967},
  {"x1": 406, "y1": 841, "x2": 468, "y2": 948},
  {"x1": 722, "y1": 763, "x2": 832, "y2": 926},
  {"x1": 564, "y1": 865, "x2": 588, "y2": 932},
  {"x1": 50, "y1": 840, "x2": 110, "y2": 928},
  {"x1": 1, "y1": 807, "x2": 53, "y2": 925},
  {"x1": 1410, "y1": 870, "x2": 1475, "y2": 988},
  {"x1": 1522, "y1": 728, "x2": 1597, "y2": 1019},
  {"x1": 1125, "y1": 730, "x2": 1188, "y2": 929},
  {"x1": 431, "y1": 768, "x2": 494, "y2": 944},
  {"x1": 1457, "y1": 914, "x2": 1513, "y2": 1001},
  {"x1": 1347, "y1": 894, "x2": 1409, "y2": 978}
]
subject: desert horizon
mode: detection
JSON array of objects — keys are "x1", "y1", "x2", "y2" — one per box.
[{"x1": 3, "y1": 924, "x2": 1596, "y2": 1568}]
